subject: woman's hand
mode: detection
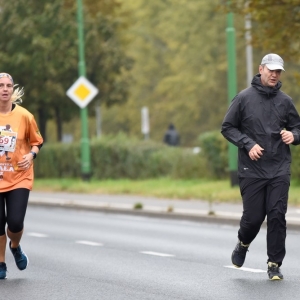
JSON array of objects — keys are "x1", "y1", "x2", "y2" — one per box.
[{"x1": 17, "y1": 153, "x2": 34, "y2": 170}]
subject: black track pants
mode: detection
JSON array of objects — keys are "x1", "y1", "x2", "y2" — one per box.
[{"x1": 238, "y1": 175, "x2": 290, "y2": 266}]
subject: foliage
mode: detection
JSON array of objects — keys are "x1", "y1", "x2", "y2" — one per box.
[
  {"x1": 2, "y1": 0, "x2": 300, "y2": 147},
  {"x1": 291, "y1": 145, "x2": 300, "y2": 182},
  {"x1": 133, "y1": 202, "x2": 143, "y2": 209},
  {"x1": 0, "y1": 0, "x2": 131, "y2": 141},
  {"x1": 93, "y1": 0, "x2": 300, "y2": 147},
  {"x1": 222, "y1": 1, "x2": 300, "y2": 63},
  {"x1": 34, "y1": 134, "x2": 208, "y2": 180},
  {"x1": 95, "y1": 0, "x2": 258, "y2": 146},
  {"x1": 198, "y1": 131, "x2": 228, "y2": 179}
]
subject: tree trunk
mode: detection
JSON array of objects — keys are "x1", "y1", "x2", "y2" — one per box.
[
  {"x1": 37, "y1": 107, "x2": 47, "y2": 143},
  {"x1": 54, "y1": 106, "x2": 63, "y2": 142}
]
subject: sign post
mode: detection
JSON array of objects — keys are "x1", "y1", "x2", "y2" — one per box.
[
  {"x1": 66, "y1": 0, "x2": 98, "y2": 180},
  {"x1": 141, "y1": 107, "x2": 150, "y2": 140},
  {"x1": 66, "y1": 77, "x2": 99, "y2": 180}
]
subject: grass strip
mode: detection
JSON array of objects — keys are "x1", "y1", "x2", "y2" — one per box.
[{"x1": 33, "y1": 178, "x2": 300, "y2": 206}]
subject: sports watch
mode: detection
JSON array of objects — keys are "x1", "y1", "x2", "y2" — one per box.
[{"x1": 30, "y1": 151, "x2": 37, "y2": 159}]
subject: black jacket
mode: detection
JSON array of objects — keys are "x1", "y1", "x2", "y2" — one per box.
[
  {"x1": 221, "y1": 74, "x2": 300, "y2": 178},
  {"x1": 164, "y1": 124, "x2": 180, "y2": 146}
]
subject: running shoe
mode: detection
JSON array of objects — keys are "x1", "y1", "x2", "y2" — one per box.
[
  {"x1": 267, "y1": 262, "x2": 283, "y2": 280},
  {"x1": 0, "y1": 262, "x2": 7, "y2": 279},
  {"x1": 231, "y1": 240, "x2": 250, "y2": 268},
  {"x1": 9, "y1": 242, "x2": 28, "y2": 270}
]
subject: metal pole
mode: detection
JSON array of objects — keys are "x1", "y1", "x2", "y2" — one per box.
[
  {"x1": 245, "y1": 13, "x2": 253, "y2": 87},
  {"x1": 77, "y1": 0, "x2": 91, "y2": 180},
  {"x1": 226, "y1": 8, "x2": 238, "y2": 186}
]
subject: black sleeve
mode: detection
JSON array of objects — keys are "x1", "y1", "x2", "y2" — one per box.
[
  {"x1": 221, "y1": 95, "x2": 256, "y2": 152},
  {"x1": 33, "y1": 143, "x2": 43, "y2": 150}
]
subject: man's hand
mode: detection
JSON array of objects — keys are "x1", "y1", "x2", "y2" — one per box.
[
  {"x1": 280, "y1": 130, "x2": 294, "y2": 145},
  {"x1": 249, "y1": 144, "x2": 264, "y2": 161}
]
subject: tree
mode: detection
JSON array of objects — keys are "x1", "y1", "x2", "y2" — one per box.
[
  {"x1": 100, "y1": 0, "x2": 300, "y2": 146},
  {"x1": 220, "y1": 0, "x2": 300, "y2": 114},
  {"x1": 223, "y1": 0, "x2": 300, "y2": 61},
  {"x1": 101, "y1": 0, "x2": 245, "y2": 145},
  {"x1": 0, "y1": 0, "x2": 131, "y2": 141}
]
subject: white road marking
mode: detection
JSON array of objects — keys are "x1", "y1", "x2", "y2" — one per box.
[
  {"x1": 76, "y1": 240, "x2": 103, "y2": 247},
  {"x1": 27, "y1": 232, "x2": 49, "y2": 238},
  {"x1": 140, "y1": 251, "x2": 175, "y2": 257},
  {"x1": 224, "y1": 265, "x2": 266, "y2": 273}
]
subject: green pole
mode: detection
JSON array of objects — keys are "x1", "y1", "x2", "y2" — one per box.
[
  {"x1": 226, "y1": 9, "x2": 238, "y2": 186},
  {"x1": 77, "y1": 0, "x2": 91, "y2": 180}
]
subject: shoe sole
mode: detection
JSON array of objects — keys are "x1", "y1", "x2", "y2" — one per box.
[
  {"x1": 232, "y1": 264, "x2": 242, "y2": 268},
  {"x1": 269, "y1": 276, "x2": 283, "y2": 280}
]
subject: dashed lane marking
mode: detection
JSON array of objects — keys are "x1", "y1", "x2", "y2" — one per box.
[
  {"x1": 76, "y1": 240, "x2": 103, "y2": 247},
  {"x1": 27, "y1": 232, "x2": 49, "y2": 238},
  {"x1": 140, "y1": 251, "x2": 175, "y2": 257},
  {"x1": 224, "y1": 265, "x2": 266, "y2": 273}
]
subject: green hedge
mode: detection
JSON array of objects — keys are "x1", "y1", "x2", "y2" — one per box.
[
  {"x1": 198, "y1": 131, "x2": 228, "y2": 179},
  {"x1": 197, "y1": 130, "x2": 300, "y2": 182},
  {"x1": 34, "y1": 133, "x2": 209, "y2": 180},
  {"x1": 40, "y1": 131, "x2": 300, "y2": 181},
  {"x1": 291, "y1": 146, "x2": 300, "y2": 182}
]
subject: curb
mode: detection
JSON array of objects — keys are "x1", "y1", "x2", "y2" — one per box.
[
  {"x1": 28, "y1": 200, "x2": 241, "y2": 226},
  {"x1": 28, "y1": 198, "x2": 300, "y2": 231}
]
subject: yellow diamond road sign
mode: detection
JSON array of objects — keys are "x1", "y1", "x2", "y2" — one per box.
[{"x1": 66, "y1": 76, "x2": 99, "y2": 109}]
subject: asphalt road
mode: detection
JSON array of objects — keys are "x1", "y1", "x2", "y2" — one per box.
[{"x1": 1, "y1": 206, "x2": 300, "y2": 300}]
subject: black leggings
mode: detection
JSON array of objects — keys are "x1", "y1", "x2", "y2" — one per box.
[{"x1": 0, "y1": 188, "x2": 29, "y2": 235}]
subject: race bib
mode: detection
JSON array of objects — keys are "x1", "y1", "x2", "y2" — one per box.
[{"x1": 0, "y1": 130, "x2": 17, "y2": 152}]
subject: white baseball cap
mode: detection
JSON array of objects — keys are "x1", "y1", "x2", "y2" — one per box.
[{"x1": 261, "y1": 53, "x2": 285, "y2": 71}]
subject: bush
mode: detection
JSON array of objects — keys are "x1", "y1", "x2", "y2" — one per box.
[
  {"x1": 196, "y1": 131, "x2": 300, "y2": 182},
  {"x1": 34, "y1": 133, "x2": 208, "y2": 180},
  {"x1": 291, "y1": 146, "x2": 300, "y2": 184},
  {"x1": 198, "y1": 130, "x2": 228, "y2": 179}
]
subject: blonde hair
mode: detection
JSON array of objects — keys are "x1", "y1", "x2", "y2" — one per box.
[
  {"x1": 0, "y1": 73, "x2": 24, "y2": 104},
  {"x1": 11, "y1": 85, "x2": 24, "y2": 104}
]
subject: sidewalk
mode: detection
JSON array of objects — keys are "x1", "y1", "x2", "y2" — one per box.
[{"x1": 28, "y1": 191, "x2": 300, "y2": 229}]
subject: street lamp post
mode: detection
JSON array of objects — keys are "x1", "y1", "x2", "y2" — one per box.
[
  {"x1": 226, "y1": 9, "x2": 238, "y2": 186},
  {"x1": 77, "y1": 0, "x2": 91, "y2": 180},
  {"x1": 245, "y1": 12, "x2": 253, "y2": 87}
]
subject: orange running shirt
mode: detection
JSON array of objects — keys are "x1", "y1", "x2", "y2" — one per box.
[{"x1": 0, "y1": 105, "x2": 43, "y2": 192}]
